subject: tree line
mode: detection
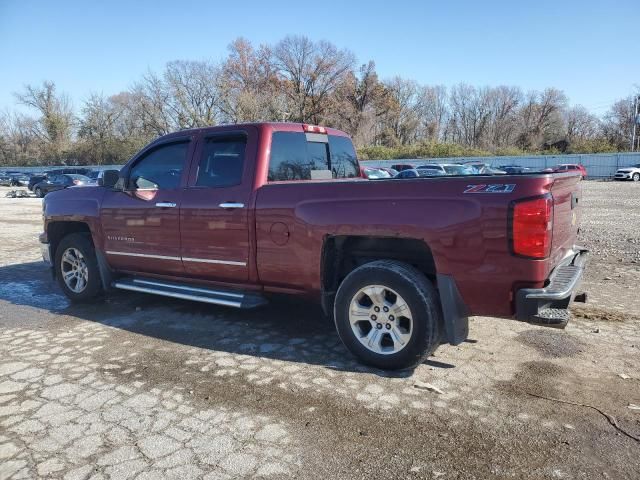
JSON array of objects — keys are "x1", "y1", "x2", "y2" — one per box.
[{"x1": 0, "y1": 35, "x2": 637, "y2": 166}]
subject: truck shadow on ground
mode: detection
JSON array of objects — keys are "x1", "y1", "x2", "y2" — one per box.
[{"x1": 0, "y1": 261, "x2": 457, "y2": 377}]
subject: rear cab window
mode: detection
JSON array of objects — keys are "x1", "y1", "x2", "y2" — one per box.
[{"x1": 268, "y1": 131, "x2": 359, "y2": 182}]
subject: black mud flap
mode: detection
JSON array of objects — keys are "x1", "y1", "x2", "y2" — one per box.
[
  {"x1": 95, "y1": 250, "x2": 114, "y2": 292},
  {"x1": 436, "y1": 274, "x2": 469, "y2": 345}
]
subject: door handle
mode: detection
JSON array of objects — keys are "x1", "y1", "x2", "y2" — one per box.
[
  {"x1": 155, "y1": 202, "x2": 177, "y2": 208},
  {"x1": 219, "y1": 202, "x2": 244, "y2": 209}
]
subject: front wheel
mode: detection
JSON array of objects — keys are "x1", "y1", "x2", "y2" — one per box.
[
  {"x1": 633, "y1": 173, "x2": 640, "y2": 182},
  {"x1": 334, "y1": 260, "x2": 442, "y2": 370},
  {"x1": 35, "y1": 187, "x2": 43, "y2": 198},
  {"x1": 54, "y1": 233, "x2": 102, "y2": 302}
]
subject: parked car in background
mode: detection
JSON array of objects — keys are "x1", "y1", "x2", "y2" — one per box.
[
  {"x1": 416, "y1": 164, "x2": 447, "y2": 174},
  {"x1": 33, "y1": 174, "x2": 91, "y2": 197},
  {"x1": 377, "y1": 167, "x2": 398, "y2": 177},
  {"x1": 85, "y1": 169, "x2": 110, "y2": 185},
  {"x1": 553, "y1": 164, "x2": 587, "y2": 179},
  {"x1": 417, "y1": 164, "x2": 476, "y2": 176},
  {"x1": 0, "y1": 173, "x2": 12, "y2": 186},
  {"x1": 28, "y1": 174, "x2": 48, "y2": 191},
  {"x1": 48, "y1": 167, "x2": 92, "y2": 176},
  {"x1": 361, "y1": 167, "x2": 391, "y2": 179},
  {"x1": 7, "y1": 172, "x2": 30, "y2": 186},
  {"x1": 614, "y1": 164, "x2": 640, "y2": 181},
  {"x1": 391, "y1": 163, "x2": 415, "y2": 172},
  {"x1": 440, "y1": 164, "x2": 476, "y2": 175},
  {"x1": 500, "y1": 165, "x2": 532, "y2": 174},
  {"x1": 464, "y1": 162, "x2": 507, "y2": 175},
  {"x1": 394, "y1": 168, "x2": 446, "y2": 179}
]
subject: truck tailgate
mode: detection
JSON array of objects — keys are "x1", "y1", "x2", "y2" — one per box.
[{"x1": 549, "y1": 173, "x2": 582, "y2": 269}]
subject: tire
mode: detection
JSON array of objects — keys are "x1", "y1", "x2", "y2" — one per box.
[
  {"x1": 54, "y1": 233, "x2": 102, "y2": 303},
  {"x1": 633, "y1": 173, "x2": 640, "y2": 182},
  {"x1": 334, "y1": 260, "x2": 442, "y2": 370},
  {"x1": 35, "y1": 187, "x2": 43, "y2": 198}
]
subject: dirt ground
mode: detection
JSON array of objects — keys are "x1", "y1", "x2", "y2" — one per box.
[{"x1": 0, "y1": 182, "x2": 638, "y2": 480}]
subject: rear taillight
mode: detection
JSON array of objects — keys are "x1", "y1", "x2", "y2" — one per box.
[{"x1": 510, "y1": 195, "x2": 553, "y2": 259}]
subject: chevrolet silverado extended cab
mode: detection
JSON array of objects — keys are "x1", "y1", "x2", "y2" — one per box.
[{"x1": 40, "y1": 122, "x2": 587, "y2": 369}]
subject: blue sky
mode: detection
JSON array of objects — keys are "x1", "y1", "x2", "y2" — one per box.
[{"x1": 1, "y1": 0, "x2": 637, "y2": 115}]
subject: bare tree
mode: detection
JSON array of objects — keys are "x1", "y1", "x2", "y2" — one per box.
[
  {"x1": 417, "y1": 85, "x2": 448, "y2": 142},
  {"x1": 487, "y1": 86, "x2": 522, "y2": 148},
  {"x1": 565, "y1": 105, "x2": 600, "y2": 142},
  {"x1": 130, "y1": 72, "x2": 176, "y2": 136},
  {"x1": 602, "y1": 97, "x2": 636, "y2": 149},
  {"x1": 448, "y1": 84, "x2": 493, "y2": 147},
  {"x1": 376, "y1": 77, "x2": 421, "y2": 145},
  {"x1": 1, "y1": 36, "x2": 633, "y2": 166},
  {"x1": 164, "y1": 60, "x2": 220, "y2": 127},
  {"x1": 218, "y1": 38, "x2": 281, "y2": 122},
  {"x1": 14, "y1": 81, "x2": 74, "y2": 160},
  {"x1": 0, "y1": 110, "x2": 41, "y2": 165},
  {"x1": 273, "y1": 35, "x2": 355, "y2": 123},
  {"x1": 331, "y1": 61, "x2": 384, "y2": 145},
  {"x1": 516, "y1": 88, "x2": 567, "y2": 150}
]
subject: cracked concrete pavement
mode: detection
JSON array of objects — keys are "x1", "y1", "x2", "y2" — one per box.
[{"x1": 0, "y1": 183, "x2": 639, "y2": 479}]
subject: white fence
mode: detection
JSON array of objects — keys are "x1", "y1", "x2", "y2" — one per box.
[{"x1": 362, "y1": 152, "x2": 640, "y2": 179}]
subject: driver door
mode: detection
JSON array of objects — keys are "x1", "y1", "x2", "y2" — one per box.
[{"x1": 100, "y1": 137, "x2": 194, "y2": 277}]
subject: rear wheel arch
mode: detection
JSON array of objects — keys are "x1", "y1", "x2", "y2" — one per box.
[{"x1": 320, "y1": 235, "x2": 438, "y2": 314}]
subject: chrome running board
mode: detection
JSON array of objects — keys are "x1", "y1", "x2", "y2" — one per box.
[{"x1": 112, "y1": 276, "x2": 267, "y2": 309}]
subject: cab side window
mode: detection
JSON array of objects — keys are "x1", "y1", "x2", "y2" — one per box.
[
  {"x1": 195, "y1": 136, "x2": 246, "y2": 188},
  {"x1": 268, "y1": 132, "x2": 310, "y2": 181},
  {"x1": 129, "y1": 141, "x2": 189, "y2": 190},
  {"x1": 268, "y1": 132, "x2": 359, "y2": 181}
]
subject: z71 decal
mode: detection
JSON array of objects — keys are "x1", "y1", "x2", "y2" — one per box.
[{"x1": 463, "y1": 184, "x2": 516, "y2": 194}]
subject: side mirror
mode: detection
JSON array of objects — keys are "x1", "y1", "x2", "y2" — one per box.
[{"x1": 100, "y1": 170, "x2": 121, "y2": 189}]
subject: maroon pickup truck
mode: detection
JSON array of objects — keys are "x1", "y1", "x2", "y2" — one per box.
[{"x1": 40, "y1": 122, "x2": 587, "y2": 369}]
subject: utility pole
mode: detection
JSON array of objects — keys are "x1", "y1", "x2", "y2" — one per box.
[{"x1": 632, "y1": 96, "x2": 639, "y2": 152}]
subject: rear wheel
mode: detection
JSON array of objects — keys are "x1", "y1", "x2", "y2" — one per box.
[
  {"x1": 633, "y1": 173, "x2": 640, "y2": 182},
  {"x1": 35, "y1": 187, "x2": 43, "y2": 198},
  {"x1": 334, "y1": 260, "x2": 442, "y2": 370},
  {"x1": 54, "y1": 233, "x2": 102, "y2": 302}
]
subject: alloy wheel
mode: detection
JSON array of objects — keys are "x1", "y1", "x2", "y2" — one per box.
[
  {"x1": 348, "y1": 285, "x2": 413, "y2": 355},
  {"x1": 60, "y1": 247, "x2": 89, "y2": 293}
]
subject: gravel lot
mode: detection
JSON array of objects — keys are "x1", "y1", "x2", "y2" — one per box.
[{"x1": 0, "y1": 181, "x2": 638, "y2": 479}]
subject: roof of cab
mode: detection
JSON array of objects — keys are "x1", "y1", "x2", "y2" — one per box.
[{"x1": 161, "y1": 122, "x2": 350, "y2": 140}]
